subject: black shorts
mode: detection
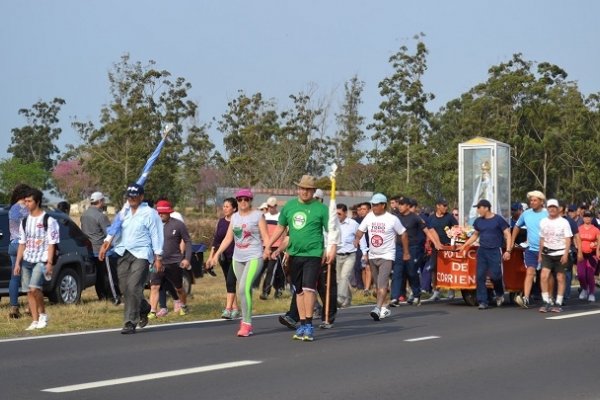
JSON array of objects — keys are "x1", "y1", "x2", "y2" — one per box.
[
  {"x1": 541, "y1": 254, "x2": 567, "y2": 274},
  {"x1": 150, "y1": 263, "x2": 183, "y2": 289},
  {"x1": 289, "y1": 256, "x2": 321, "y2": 294}
]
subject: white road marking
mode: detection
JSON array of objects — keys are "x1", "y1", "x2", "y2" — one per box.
[
  {"x1": 546, "y1": 310, "x2": 600, "y2": 320},
  {"x1": 404, "y1": 336, "x2": 440, "y2": 342},
  {"x1": 42, "y1": 360, "x2": 262, "y2": 393}
]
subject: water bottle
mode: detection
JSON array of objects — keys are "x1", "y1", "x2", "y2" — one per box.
[
  {"x1": 44, "y1": 265, "x2": 53, "y2": 281},
  {"x1": 149, "y1": 264, "x2": 156, "y2": 273}
]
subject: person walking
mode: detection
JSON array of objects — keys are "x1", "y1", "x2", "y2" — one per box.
[
  {"x1": 426, "y1": 198, "x2": 459, "y2": 301},
  {"x1": 354, "y1": 193, "x2": 408, "y2": 321},
  {"x1": 81, "y1": 191, "x2": 115, "y2": 301},
  {"x1": 260, "y1": 197, "x2": 285, "y2": 300},
  {"x1": 458, "y1": 199, "x2": 511, "y2": 309},
  {"x1": 575, "y1": 210, "x2": 600, "y2": 302},
  {"x1": 537, "y1": 199, "x2": 572, "y2": 313},
  {"x1": 147, "y1": 200, "x2": 192, "y2": 319},
  {"x1": 7, "y1": 183, "x2": 31, "y2": 319},
  {"x1": 13, "y1": 188, "x2": 60, "y2": 330},
  {"x1": 99, "y1": 183, "x2": 164, "y2": 334},
  {"x1": 512, "y1": 191, "x2": 548, "y2": 308},
  {"x1": 264, "y1": 175, "x2": 335, "y2": 341},
  {"x1": 207, "y1": 197, "x2": 240, "y2": 320},
  {"x1": 207, "y1": 189, "x2": 269, "y2": 337},
  {"x1": 336, "y1": 203, "x2": 366, "y2": 308}
]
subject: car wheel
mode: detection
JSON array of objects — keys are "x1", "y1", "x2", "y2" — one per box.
[
  {"x1": 49, "y1": 268, "x2": 81, "y2": 304},
  {"x1": 182, "y1": 270, "x2": 192, "y2": 295},
  {"x1": 461, "y1": 289, "x2": 477, "y2": 306}
]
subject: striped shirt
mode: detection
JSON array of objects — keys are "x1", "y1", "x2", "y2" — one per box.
[{"x1": 18, "y1": 212, "x2": 60, "y2": 263}]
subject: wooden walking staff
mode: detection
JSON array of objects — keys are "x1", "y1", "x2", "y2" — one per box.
[{"x1": 324, "y1": 164, "x2": 341, "y2": 325}]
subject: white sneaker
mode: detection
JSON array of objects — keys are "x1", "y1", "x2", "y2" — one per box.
[
  {"x1": 25, "y1": 321, "x2": 38, "y2": 331},
  {"x1": 379, "y1": 307, "x2": 391, "y2": 319},
  {"x1": 579, "y1": 289, "x2": 588, "y2": 300},
  {"x1": 37, "y1": 314, "x2": 48, "y2": 329},
  {"x1": 588, "y1": 294, "x2": 596, "y2": 302},
  {"x1": 496, "y1": 295, "x2": 505, "y2": 307},
  {"x1": 370, "y1": 307, "x2": 381, "y2": 321},
  {"x1": 430, "y1": 290, "x2": 441, "y2": 301}
]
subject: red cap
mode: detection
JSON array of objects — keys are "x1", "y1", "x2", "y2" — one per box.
[{"x1": 156, "y1": 200, "x2": 174, "y2": 214}]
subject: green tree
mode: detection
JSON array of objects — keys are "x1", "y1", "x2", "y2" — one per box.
[
  {"x1": 0, "y1": 158, "x2": 48, "y2": 202},
  {"x1": 368, "y1": 34, "x2": 434, "y2": 197},
  {"x1": 8, "y1": 98, "x2": 65, "y2": 170},
  {"x1": 72, "y1": 54, "x2": 210, "y2": 207}
]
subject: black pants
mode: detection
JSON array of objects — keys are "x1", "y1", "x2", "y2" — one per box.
[
  {"x1": 95, "y1": 256, "x2": 121, "y2": 300},
  {"x1": 286, "y1": 260, "x2": 337, "y2": 323},
  {"x1": 261, "y1": 253, "x2": 285, "y2": 295}
]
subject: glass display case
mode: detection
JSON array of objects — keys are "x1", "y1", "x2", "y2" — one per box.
[{"x1": 458, "y1": 137, "x2": 511, "y2": 227}]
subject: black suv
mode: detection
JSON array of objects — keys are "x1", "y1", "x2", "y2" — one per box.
[{"x1": 0, "y1": 208, "x2": 96, "y2": 304}]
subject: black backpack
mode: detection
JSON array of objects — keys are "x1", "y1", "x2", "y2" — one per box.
[{"x1": 22, "y1": 214, "x2": 60, "y2": 265}]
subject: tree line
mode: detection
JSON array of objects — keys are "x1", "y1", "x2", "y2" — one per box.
[{"x1": 2, "y1": 35, "x2": 600, "y2": 209}]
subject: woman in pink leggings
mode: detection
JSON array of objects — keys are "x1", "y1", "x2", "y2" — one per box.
[{"x1": 576, "y1": 210, "x2": 600, "y2": 302}]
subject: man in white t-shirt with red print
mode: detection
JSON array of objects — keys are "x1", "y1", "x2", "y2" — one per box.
[
  {"x1": 354, "y1": 193, "x2": 409, "y2": 321},
  {"x1": 14, "y1": 188, "x2": 60, "y2": 331}
]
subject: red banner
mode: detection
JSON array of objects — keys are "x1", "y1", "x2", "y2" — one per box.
[{"x1": 436, "y1": 245, "x2": 526, "y2": 291}]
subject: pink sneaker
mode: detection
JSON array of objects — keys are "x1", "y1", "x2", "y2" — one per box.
[
  {"x1": 174, "y1": 300, "x2": 182, "y2": 313},
  {"x1": 237, "y1": 322, "x2": 253, "y2": 337},
  {"x1": 156, "y1": 308, "x2": 168, "y2": 317}
]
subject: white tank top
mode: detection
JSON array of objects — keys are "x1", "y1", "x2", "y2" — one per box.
[{"x1": 230, "y1": 210, "x2": 263, "y2": 262}]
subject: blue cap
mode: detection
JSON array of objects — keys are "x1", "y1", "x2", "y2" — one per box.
[
  {"x1": 511, "y1": 202, "x2": 523, "y2": 211},
  {"x1": 126, "y1": 183, "x2": 144, "y2": 197},
  {"x1": 567, "y1": 204, "x2": 577, "y2": 212},
  {"x1": 370, "y1": 193, "x2": 387, "y2": 204}
]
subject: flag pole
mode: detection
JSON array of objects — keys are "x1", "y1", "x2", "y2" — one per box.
[{"x1": 324, "y1": 164, "x2": 339, "y2": 325}]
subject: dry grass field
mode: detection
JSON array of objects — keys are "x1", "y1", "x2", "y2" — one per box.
[{"x1": 0, "y1": 269, "x2": 376, "y2": 339}]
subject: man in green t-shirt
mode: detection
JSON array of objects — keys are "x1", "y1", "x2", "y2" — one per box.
[{"x1": 264, "y1": 175, "x2": 335, "y2": 341}]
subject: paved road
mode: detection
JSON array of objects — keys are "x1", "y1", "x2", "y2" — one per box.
[{"x1": 2, "y1": 299, "x2": 600, "y2": 400}]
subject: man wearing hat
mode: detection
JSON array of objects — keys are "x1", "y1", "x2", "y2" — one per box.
[
  {"x1": 354, "y1": 193, "x2": 409, "y2": 320},
  {"x1": 101, "y1": 183, "x2": 164, "y2": 334},
  {"x1": 458, "y1": 199, "x2": 511, "y2": 309},
  {"x1": 81, "y1": 192, "x2": 115, "y2": 301},
  {"x1": 264, "y1": 175, "x2": 334, "y2": 341},
  {"x1": 147, "y1": 200, "x2": 192, "y2": 319},
  {"x1": 426, "y1": 198, "x2": 459, "y2": 301},
  {"x1": 512, "y1": 190, "x2": 548, "y2": 308}
]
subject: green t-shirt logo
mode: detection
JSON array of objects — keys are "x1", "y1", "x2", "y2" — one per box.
[{"x1": 292, "y1": 211, "x2": 308, "y2": 230}]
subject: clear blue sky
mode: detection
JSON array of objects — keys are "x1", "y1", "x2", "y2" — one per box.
[{"x1": 1, "y1": 0, "x2": 598, "y2": 159}]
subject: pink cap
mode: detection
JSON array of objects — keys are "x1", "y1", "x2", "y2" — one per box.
[{"x1": 234, "y1": 188, "x2": 254, "y2": 199}]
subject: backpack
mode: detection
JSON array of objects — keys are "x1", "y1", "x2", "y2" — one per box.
[{"x1": 22, "y1": 213, "x2": 60, "y2": 265}]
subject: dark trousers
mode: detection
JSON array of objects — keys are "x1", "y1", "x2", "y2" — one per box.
[
  {"x1": 219, "y1": 255, "x2": 237, "y2": 294},
  {"x1": 261, "y1": 253, "x2": 285, "y2": 295},
  {"x1": 95, "y1": 256, "x2": 121, "y2": 300},
  {"x1": 391, "y1": 244, "x2": 422, "y2": 300},
  {"x1": 353, "y1": 249, "x2": 365, "y2": 289},
  {"x1": 117, "y1": 251, "x2": 150, "y2": 325},
  {"x1": 476, "y1": 247, "x2": 504, "y2": 305},
  {"x1": 286, "y1": 261, "x2": 337, "y2": 323}
]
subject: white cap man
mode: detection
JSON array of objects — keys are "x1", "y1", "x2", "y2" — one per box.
[{"x1": 90, "y1": 192, "x2": 105, "y2": 203}]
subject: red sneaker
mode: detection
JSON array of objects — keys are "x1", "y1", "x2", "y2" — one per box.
[
  {"x1": 398, "y1": 295, "x2": 407, "y2": 302},
  {"x1": 237, "y1": 322, "x2": 253, "y2": 337}
]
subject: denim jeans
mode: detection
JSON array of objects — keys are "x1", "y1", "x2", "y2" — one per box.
[
  {"x1": 476, "y1": 247, "x2": 504, "y2": 304},
  {"x1": 391, "y1": 244, "x2": 422, "y2": 300},
  {"x1": 8, "y1": 240, "x2": 21, "y2": 306}
]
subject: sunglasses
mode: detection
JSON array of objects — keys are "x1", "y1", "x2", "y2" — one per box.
[{"x1": 236, "y1": 197, "x2": 251, "y2": 202}]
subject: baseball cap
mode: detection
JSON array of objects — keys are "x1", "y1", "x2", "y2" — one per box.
[
  {"x1": 266, "y1": 196, "x2": 277, "y2": 207},
  {"x1": 313, "y1": 189, "x2": 324, "y2": 199},
  {"x1": 258, "y1": 202, "x2": 268, "y2": 210},
  {"x1": 474, "y1": 199, "x2": 492, "y2": 209},
  {"x1": 234, "y1": 188, "x2": 253, "y2": 199},
  {"x1": 156, "y1": 200, "x2": 174, "y2": 214},
  {"x1": 583, "y1": 210, "x2": 594, "y2": 217},
  {"x1": 126, "y1": 183, "x2": 144, "y2": 197},
  {"x1": 510, "y1": 202, "x2": 523, "y2": 211},
  {"x1": 370, "y1": 193, "x2": 387, "y2": 204},
  {"x1": 435, "y1": 198, "x2": 448, "y2": 206},
  {"x1": 567, "y1": 204, "x2": 577, "y2": 212},
  {"x1": 546, "y1": 199, "x2": 559, "y2": 208},
  {"x1": 90, "y1": 192, "x2": 104, "y2": 202}
]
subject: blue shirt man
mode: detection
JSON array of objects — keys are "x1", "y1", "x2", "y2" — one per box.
[{"x1": 110, "y1": 183, "x2": 164, "y2": 334}]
